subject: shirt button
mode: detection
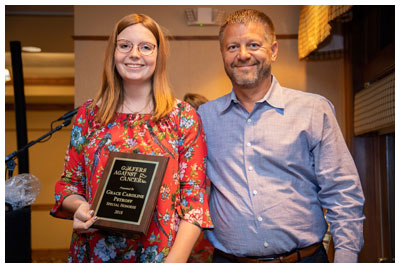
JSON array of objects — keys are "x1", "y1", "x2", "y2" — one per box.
[
  {"x1": 257, "y1": 216, "x2": 263, "y2": 222},
  {"x1": 248, "y1": 166, "x2": 253, "y2": 171},
  {"x1": 247, "y1": 119, "x2": 252, "y2": 123},
  {"x1": 264, "y1": 241, "x2": 269, "y2": 248},
  {"x1": 253, "y1": 190, "x2": 257, "y2": 195},
  {"x1": 247, "y1": 142, "x2": 252, "y2": 147}
]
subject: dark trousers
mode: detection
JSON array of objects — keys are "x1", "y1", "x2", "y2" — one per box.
[{"x1": 212, "y1": 244, "x2": 329, "y2": 263}]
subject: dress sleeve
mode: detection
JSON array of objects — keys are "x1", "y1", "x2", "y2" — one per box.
[
  {"x1": 311, "y1": 97, "x2": 365, "y2": 262},
  {"x1": 176, "y1": 103, "x2": 213, "y2": 229},
  {"x1": 50, "y1": 103, "x2": 90, "y2": 219}
]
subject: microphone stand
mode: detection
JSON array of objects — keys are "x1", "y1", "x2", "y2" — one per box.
[{"x1": 5, "y1": 117, "x2": 73, "y2": 179}]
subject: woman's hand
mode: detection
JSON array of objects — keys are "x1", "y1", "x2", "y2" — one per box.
[
  {"x1": 73, "y1": 202, "x2": 98, "y2": 233},
  {"x1": 62, "y1": 195, "x2": 98, "y2": 233}
]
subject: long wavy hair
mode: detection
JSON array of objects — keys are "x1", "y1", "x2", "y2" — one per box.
[{"x1": 90, "y1": 13, "x2": 175, "y2": 124}]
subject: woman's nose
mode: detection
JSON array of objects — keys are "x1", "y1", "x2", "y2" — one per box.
[{"x1": 128, "y1": 46, "x2": 140, "y2": 58}]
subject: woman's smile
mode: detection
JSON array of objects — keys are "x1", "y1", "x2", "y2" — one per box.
[
  {"x1": 124, "y1": 63, "x2": 145, "y2": 69},
  {"x1": 114, "y1": 23, "x2": 157, "y2": 83}
]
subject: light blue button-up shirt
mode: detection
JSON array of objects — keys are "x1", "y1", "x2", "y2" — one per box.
[{"x1": 197, "y1": 76, "x2": 365, "y2": 262}]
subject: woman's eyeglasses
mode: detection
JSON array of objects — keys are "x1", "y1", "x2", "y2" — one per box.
[{"x1": 116, "y1": 40, "x2": 156, "y2": 56}]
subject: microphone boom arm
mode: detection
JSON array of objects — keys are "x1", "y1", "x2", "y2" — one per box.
[{"x1": 5, "y1": 118, "x2": 73, "y2": 179}]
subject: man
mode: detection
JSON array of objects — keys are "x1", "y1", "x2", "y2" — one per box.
[{"x1": 197, "y1": 9, "x2": 365, "y2": 263}]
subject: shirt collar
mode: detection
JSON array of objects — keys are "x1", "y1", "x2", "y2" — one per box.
[
  {"x1": 220, "y1": 90, "x2": 238, "y2": 113},
  {"x1": 260, "y1": 75, "x2": 285, "y2": 109},
  {"x1": 220, "y1": 75, "x2": 285, "y2": 114}
]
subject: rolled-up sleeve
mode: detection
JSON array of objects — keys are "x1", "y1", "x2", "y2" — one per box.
[{"x1": 176, "y1": 103, "x2": 213, "y2": 229}]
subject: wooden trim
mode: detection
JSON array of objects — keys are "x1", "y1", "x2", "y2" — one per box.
[
  {"x1": 5, "y1": 103, "x2": 75, "y2": 111},
  {"x1": 276, "y1": 34, "x2": 298, "y2": 39},
  {"x1": 343, "y1": 24, "x2": 354, "y2": 151},
  {"x1": 6, "y1": 77, "x2": 74, "y2": 86},
  {"x1": 363, "y1": 42, "x2": 395, "y2": 84},
  {"x1": 72, "y1": 35, "x2": 108, "y2": 41},
  {"x1": 170, "y1": 36, "x2": 218, "y2": 41},
  {"x1": 73, "y1": 34, "x2": 298, "y2": 41},
  {"x1": 378, "y1": 135, "x2": 391, "y2": 261}
]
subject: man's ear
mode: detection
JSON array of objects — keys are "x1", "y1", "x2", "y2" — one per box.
[{"x1": 271, "y1": 41, "x2": 278, "y2": 62}]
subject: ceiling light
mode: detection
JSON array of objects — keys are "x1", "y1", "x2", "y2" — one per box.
[
  {"x1": 5, "y1": 68, "x2": 11, "y2": 82},
  {"x1": 22, "y1": 46, "x2": 42, "y2": 53}
]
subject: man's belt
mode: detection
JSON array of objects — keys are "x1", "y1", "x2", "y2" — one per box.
[{"x1": 214, "y1": 242, "x2": 323, "y2": 263}]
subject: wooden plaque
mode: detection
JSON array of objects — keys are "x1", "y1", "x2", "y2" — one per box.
[{"x1": 91, "y1": 152, "x2": 169, "y2": 235}]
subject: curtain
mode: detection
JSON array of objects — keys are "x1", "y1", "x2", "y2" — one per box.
[{"x1": 298, "y1": 5, "x2": 352, "y2": 60}]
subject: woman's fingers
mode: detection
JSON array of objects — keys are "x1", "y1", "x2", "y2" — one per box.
[
  {"x1": 73, "y1": 205, "x2": 99, "y2": 233},
  {"x1": 73, "y1": 215, "x2": 98, "y2": 233},
  {"x1": 79, "y1": 215, "x2": 98, "y2": 233}
]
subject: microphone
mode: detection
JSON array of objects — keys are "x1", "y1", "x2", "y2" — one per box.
[{"x1": 56, "y1": 107, "x2": 79, "y2": 121}]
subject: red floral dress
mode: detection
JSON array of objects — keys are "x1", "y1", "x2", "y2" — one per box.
[
  {"x1": 188, "y1": 178, "x2": 214, "y2": 263},
  {"x1": 51, "y1": 99, "x2": 213, "y2": 262}
]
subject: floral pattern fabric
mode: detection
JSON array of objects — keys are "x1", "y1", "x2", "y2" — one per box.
[
  {"x1": 188, "y1": 178, "x2": 214, "y2": 263},
  {"x1": 51, "y1": 99, "x2": 213, "y2": 262}
]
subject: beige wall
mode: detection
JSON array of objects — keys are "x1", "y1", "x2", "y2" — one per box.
[
  {"x1": 74, "y1": 5, "x2": 345, "y2": 132},
  {"x1": 74, "y1": 5, "x2": 301, "y2": 104}
]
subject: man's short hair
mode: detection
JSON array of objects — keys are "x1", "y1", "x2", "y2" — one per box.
[{"x1": 219, "y1": 9, "x2": 276, "y2": 45}]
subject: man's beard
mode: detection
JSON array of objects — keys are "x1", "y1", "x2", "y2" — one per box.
[{"x1": 225, "y1": 59, "x2": 271, "y2": 88}]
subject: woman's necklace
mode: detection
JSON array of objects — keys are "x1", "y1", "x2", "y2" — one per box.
[{"x1": 123, "y1": 99, "x2": 152, "y2": 114}]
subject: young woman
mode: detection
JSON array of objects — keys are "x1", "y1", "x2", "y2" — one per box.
[{"x1": 51, "y1": 13, "x2": 213, "y2": 263}]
